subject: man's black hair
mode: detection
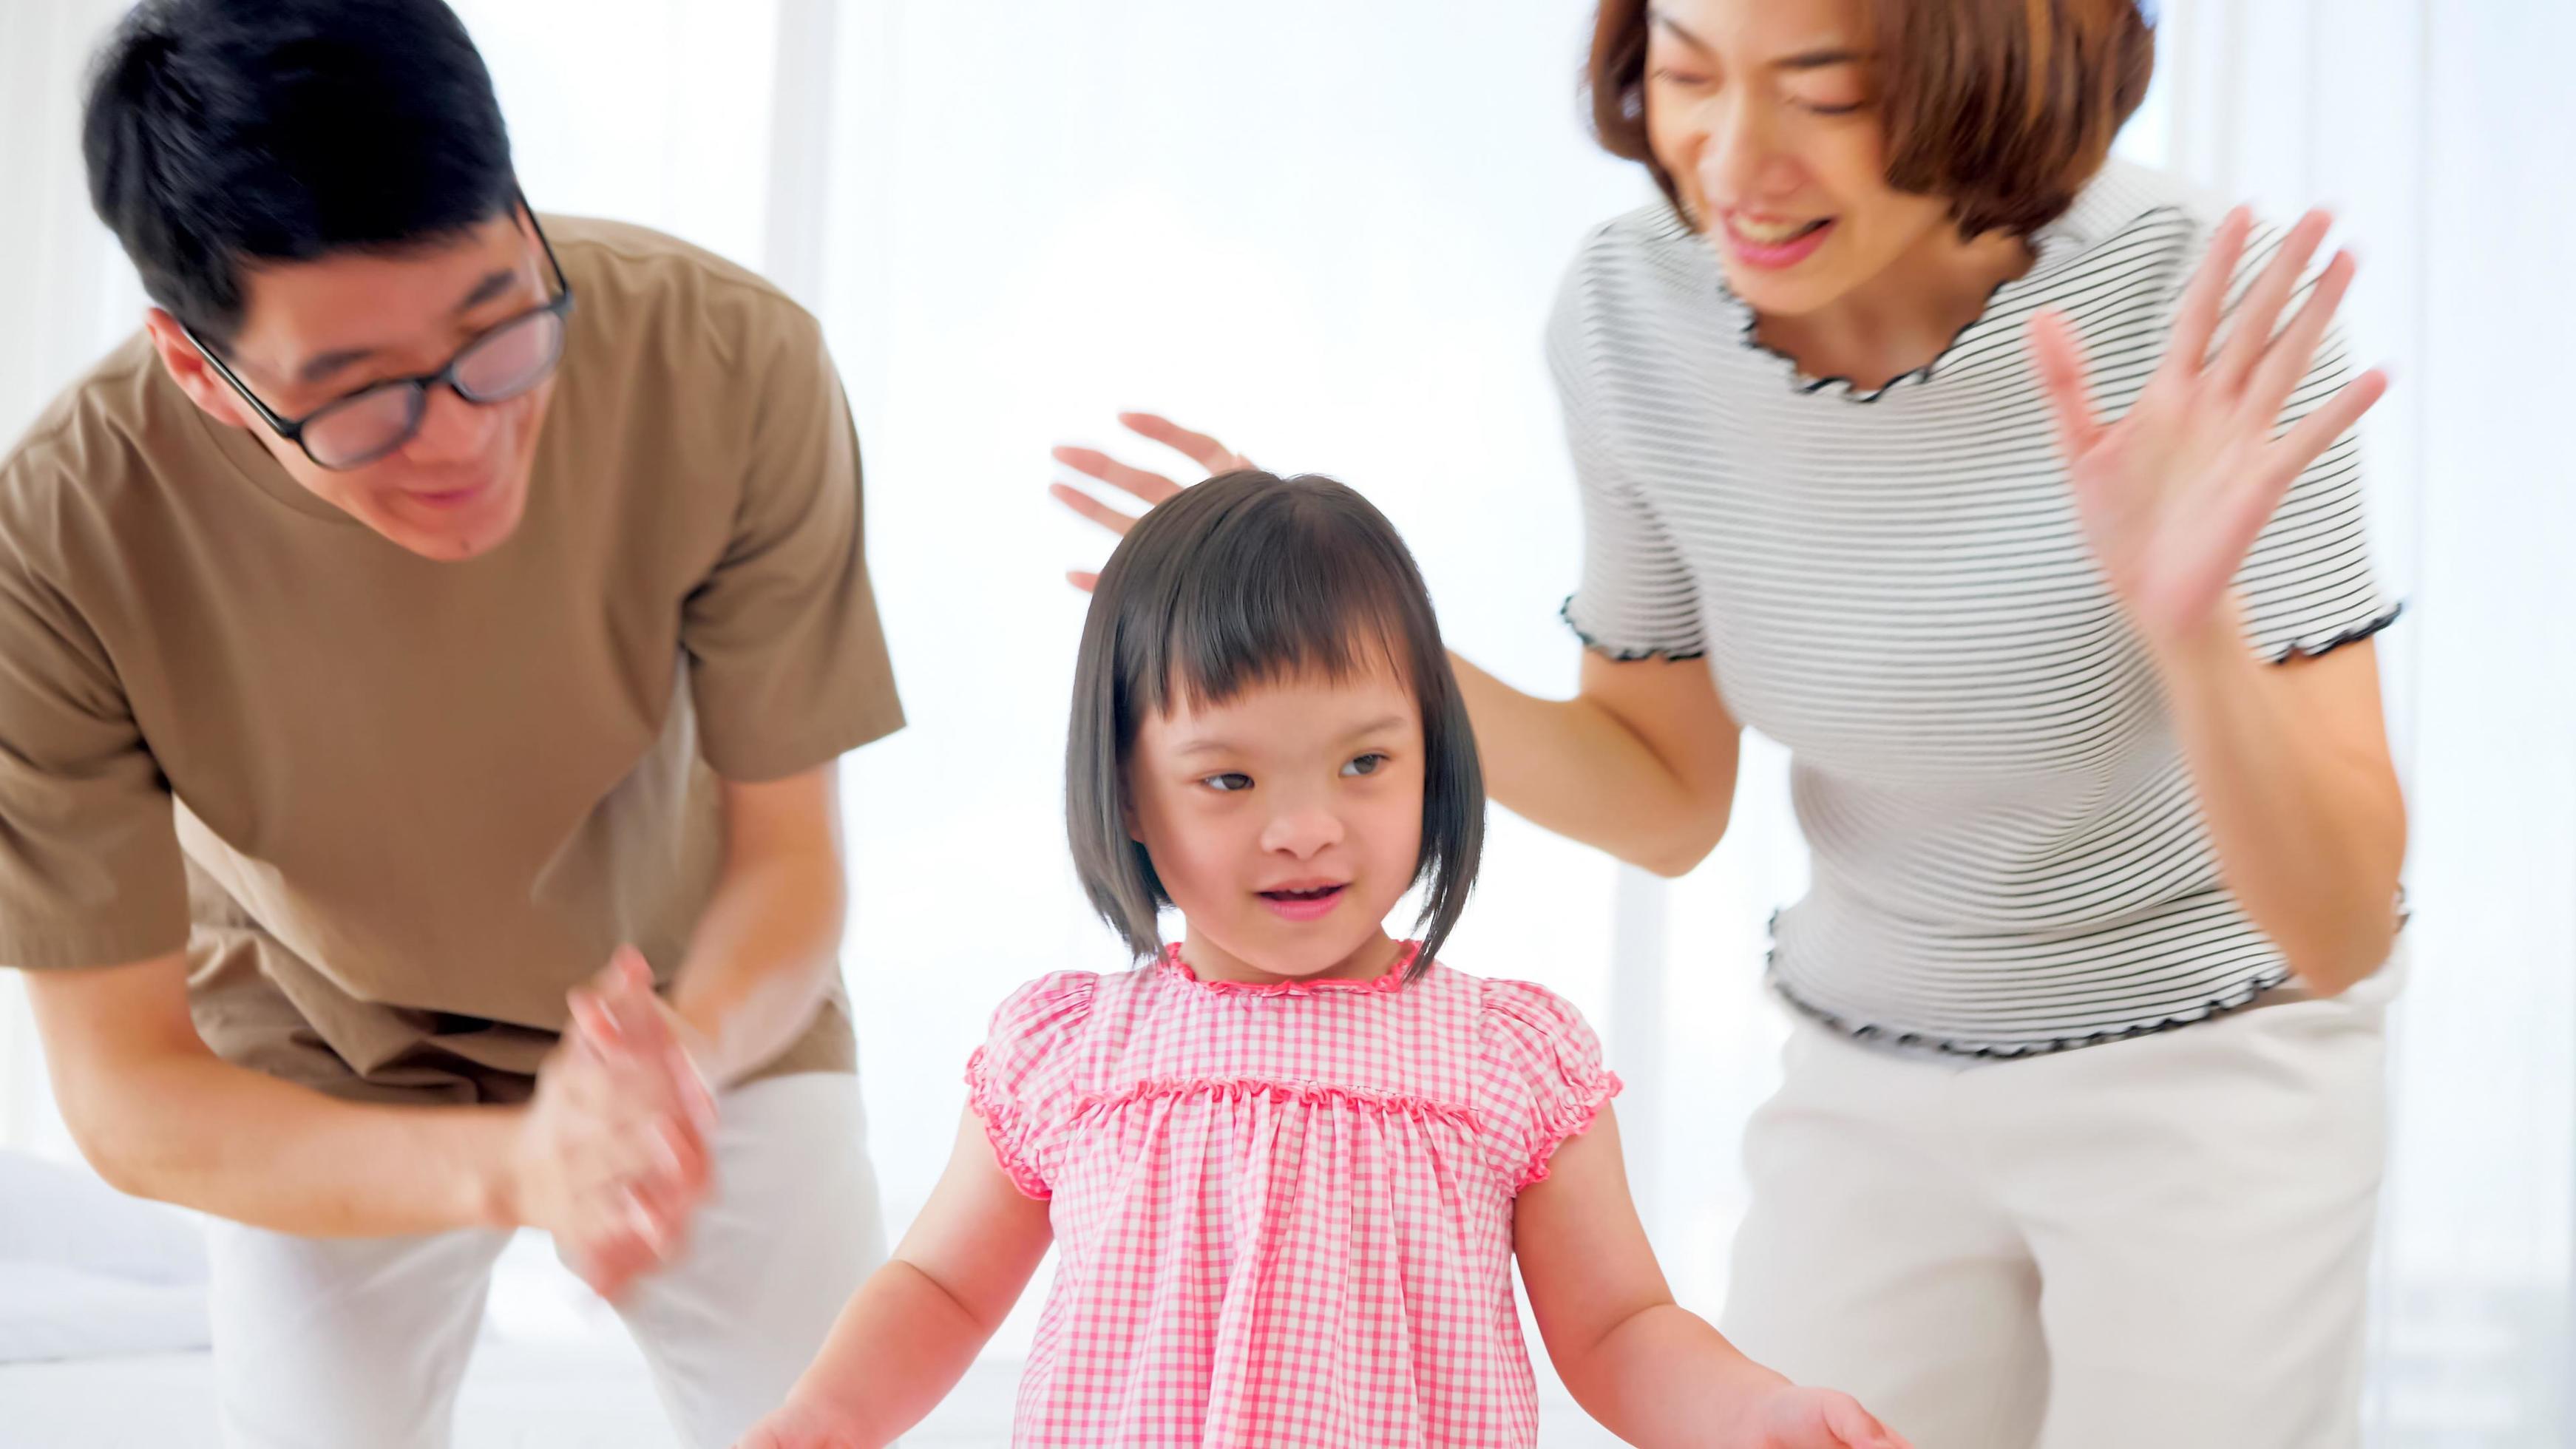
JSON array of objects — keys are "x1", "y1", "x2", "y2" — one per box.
[{"x1": 84, "y1": 0, "x2": 517, "y2": 348}]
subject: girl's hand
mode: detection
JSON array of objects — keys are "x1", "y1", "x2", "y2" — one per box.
[
  {"x1": 732, "y1": 1399, "x2": 872, "y2": 1449},
  {"x1": 2028, "y1": 205, "x2": 2389, "y2": 658},
  {"x1": 1048, "y1": 412, "x2": 1253, "y2": 591},
  {"x1": 1735, "y1": 1384, "x2": 1913, "y2": 1449}
]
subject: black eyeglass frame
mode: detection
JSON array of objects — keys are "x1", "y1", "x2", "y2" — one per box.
[{"x1": 182, "y1": 189, "x2": 576, "y2": 472}]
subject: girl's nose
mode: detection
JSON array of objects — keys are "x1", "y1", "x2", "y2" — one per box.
[{"x1": 1258, "y1": 807, "x2": 1345, "y2": 859}]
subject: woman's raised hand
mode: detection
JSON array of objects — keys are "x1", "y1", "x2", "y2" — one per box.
[
  {"x1": 2028, "y1": 206, "x2": 2389, "y2": 655},
  {"x1": 1048, "y1": 412, "x2": 1253, "y2": 591}
]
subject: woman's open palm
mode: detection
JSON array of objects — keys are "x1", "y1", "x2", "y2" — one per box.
[{"x1": 2028, "y1": 206, "x2": 2388, "y2": 652}]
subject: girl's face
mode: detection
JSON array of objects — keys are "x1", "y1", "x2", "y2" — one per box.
[
  {"x1": 1128, "y1": 650, "x2": 1426, "y2": 986},
  {"x1": 1643, "y1": 0, "x2": 1962, "y2": 317}
]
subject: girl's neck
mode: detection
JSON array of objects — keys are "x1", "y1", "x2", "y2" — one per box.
[
  {"x1": 1176, "y1": 926, "x2": 1407, "y2": 987},
  {"x1": 1750, "y1": 225, "x2": 2035, "y2": 393}
]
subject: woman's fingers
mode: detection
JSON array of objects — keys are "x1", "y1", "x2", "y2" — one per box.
[
  {"x1": 2166, "y1": 206, "x2": 2251, "y2": 381},
  {"x1": 1117, "y1": 412, "x2": 1247, "y2": 475},
  {"x1": 1051, "y1": 446, "x2": 1183, "y2": 507},
  {"x1": 2025, "y1": 308, "x2": 2102, "y2": 464},
  {"x1": 2243, "y1": 248, "x2": 2356, "y2": 428},
  {"x1": 1048, "y1": 481, "x2": 1142, "y2": 536},
  {"x1": 2214, "y1": 208, "x2": 2331, "y2": 395},
  {"x1": 2271, "y1": 365, "x2": 2390, "y2": 473},
  {"x1": 1047, "y1": 413, "x2": 1239, "y2": 582}
]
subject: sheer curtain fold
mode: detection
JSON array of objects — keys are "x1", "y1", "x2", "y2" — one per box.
[
  {"x1": 0, "y1": 0, "x2": 146, "y2": 1162},
  {"x1": 0, "y1": 0, "x2": 146, "y2": 448},
  {"x1": 2072, "y1": 3, "x2": 2576, "y2": 1440}
]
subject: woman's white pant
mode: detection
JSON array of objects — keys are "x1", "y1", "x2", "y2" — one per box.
[
  {"x1": 1721, "y1": 966, "x2": 2399, "y2": 1449},
  {"x1": 207, "y1": 1070, "x2": 885, "y2": 1449}
]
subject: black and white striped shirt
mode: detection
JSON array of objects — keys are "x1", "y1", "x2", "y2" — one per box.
[{"x1": 1552, "y1": 160, "x2": 2397, "y2": 1056}]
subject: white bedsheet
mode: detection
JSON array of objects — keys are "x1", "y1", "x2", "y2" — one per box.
[
  {"x1": 0, "y1": 1264, "x2": 207, "y2": 1365},
  {"x1": 0, "y1": 1153, "x2": 1619, "y2": 1447},
  {"x1": 0, "y1": 1346, "x2": 1629, "y2": 1447},
  {"x1": 0, "y1": 1151, "x2": 209, "y2": 1365},
  {"x1": 0, "y1": 1346, "x2": 1018, "y2": 1448}
]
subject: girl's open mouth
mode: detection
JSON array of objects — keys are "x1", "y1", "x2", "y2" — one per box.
[{"x1": 1258, "y1": 883, "x2": 1347, "y2": 920}]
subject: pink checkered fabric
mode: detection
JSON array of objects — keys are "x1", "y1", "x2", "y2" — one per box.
[{"x1": 966, "y1": 942, "x2": 1621, "y2": 1448}]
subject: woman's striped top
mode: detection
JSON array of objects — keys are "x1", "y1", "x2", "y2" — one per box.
[{"x1": 1552, "y1": 160, "x2": 2398, "y2": 1056}]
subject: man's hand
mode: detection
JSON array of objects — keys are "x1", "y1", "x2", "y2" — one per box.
[{"x1": 509, "y1": 946, "x2": 718, "y2": 1300}]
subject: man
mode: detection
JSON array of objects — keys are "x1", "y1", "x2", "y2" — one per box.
[{"x1": 2, "y1": 1, "x2": 903, "y2": 1444}]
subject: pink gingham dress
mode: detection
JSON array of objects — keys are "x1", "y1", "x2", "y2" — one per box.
[{"x1": 966, "y1": 942, "x2": 1620, "y2": 1448}]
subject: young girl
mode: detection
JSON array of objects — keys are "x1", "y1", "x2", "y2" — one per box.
[{"x1": 738, "y1": 472, "x2": 1907, "y2": 1448}]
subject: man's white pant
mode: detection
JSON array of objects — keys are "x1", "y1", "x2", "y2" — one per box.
[
  {"x1": 207, "y1": 1071, "x2": 884, "y2": 1449},
  {"x1": 1721, "y1": 965, "x2": 2399, "y2": 1449}
]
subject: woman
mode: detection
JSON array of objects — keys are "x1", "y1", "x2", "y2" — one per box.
[{"x1": 1049, "y1": 1, "x2": 2405, "y2": 1445}]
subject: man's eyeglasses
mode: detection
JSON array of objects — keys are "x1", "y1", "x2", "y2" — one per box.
[{"x1": 184, "y1": 194, "x2": 576, "y2": 472}]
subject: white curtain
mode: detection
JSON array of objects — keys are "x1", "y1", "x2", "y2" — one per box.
[
  {"x1": 0, "y1": 0, "x2": 148, "y2": 1161},
  {"x1": 1, "y1": 3, "x2": 2566, "y2": 1441},
  {"x1": 2141, "y1": 1, "x2": 2576, "y2": 1439}
]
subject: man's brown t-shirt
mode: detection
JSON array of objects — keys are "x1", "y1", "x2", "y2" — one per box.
[{"x1": 0, "y1": 217, "x2": 903, "y2": 1103}]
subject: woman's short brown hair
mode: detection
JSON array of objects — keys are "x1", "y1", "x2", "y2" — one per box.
[{"x1": 1584, "y1": 0, "x2": 2155, "y2": 239}]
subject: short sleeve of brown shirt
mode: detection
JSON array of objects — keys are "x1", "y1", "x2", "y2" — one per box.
[
  {"x1": 0, "y1": 516, "x2": 189, "y2": 969},
  {"x1": 0, "y1": 217, "x2": 901, "y2": 1099},
  {"x1": 683, "y1": 283, "x2": 900, "y2": 781}
]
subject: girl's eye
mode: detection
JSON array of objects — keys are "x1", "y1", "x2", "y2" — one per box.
[
  {"x1": 1800, "y1": 99, "x2": 1865, "y2": 115},
  {"x1": 1650, "y1": 66, "x2": 1714, "y2": 89},
  {"x1": 1202, "y1": 772, "x2": 1253, "y2": 793},
  {"x1": 1341, "y1": 753, "x2": 1388, "y2": 778}
]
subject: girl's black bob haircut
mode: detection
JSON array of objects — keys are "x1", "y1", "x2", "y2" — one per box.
[{"x1": 1065, "y1": 470, "x2": 1483, "y2": 978}]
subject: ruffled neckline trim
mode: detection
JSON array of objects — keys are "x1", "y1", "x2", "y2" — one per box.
[
  {"x1": 1158, "y1": 941, "x2": 1423, "y2": 997},
  {"x1": 1659, "y1": 162, "x2": 2163, "y2": 404},
  {"x1": 1711, "y1": 231, "x2": 2072, "y2": 404}
]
